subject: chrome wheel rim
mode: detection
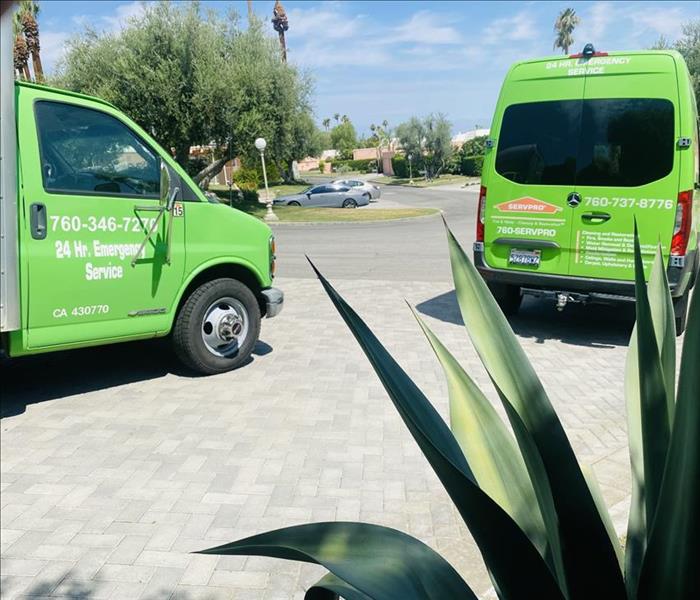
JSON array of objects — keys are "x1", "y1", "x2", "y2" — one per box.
[{"x1": 201, "y1": 296, "x2": 249, "y2": 357}]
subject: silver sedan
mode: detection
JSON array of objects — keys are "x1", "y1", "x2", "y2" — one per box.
[
  {"x1": 332, "y1": 179, "x2": 381, "y2": 201},
  {"x1": 273, "y1": 184, "x2": 369, "y2": 208}
]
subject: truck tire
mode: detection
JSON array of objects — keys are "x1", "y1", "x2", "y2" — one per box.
[
  {"x1": 173, "y1": 278, "x2": 261, "y2": 375},
  {"x1": 487, "y1": 282, "x2": 522, "y2": 316},
  {"x1": 673, "y1": 289, "x2": 689, "y2": 336}
]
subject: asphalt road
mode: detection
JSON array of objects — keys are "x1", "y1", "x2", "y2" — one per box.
[{"x1": 272, "y1": 184, "x2": 478, "y2": 282}]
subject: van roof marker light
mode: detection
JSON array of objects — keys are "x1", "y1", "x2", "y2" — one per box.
[{"x1": 570, "y1": 43, "x2": 608, "y2": 59}]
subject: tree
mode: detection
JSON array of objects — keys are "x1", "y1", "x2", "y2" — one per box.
[
  {"x1": 271, "y1": 0, "x2": 288, "y2": 63},
  {"x1": 651, "y1": 21, "x2": 700, "y2": 101},
  {"x1": 12, "y1": 0, "x2": 42, "y2": 82},
  {"x1": 322, "y1": 117, "x2": 331, "y2": 131},
  {"x1": 333, "y1": 113, "x2": 340, "y2": 123},
  {"x1": 330, "y1": 119, "x2": 357, "y2": 159},
  {"x1": 55, "y1": 2, "x2": 314, "y2": 187},
  {"x1": 553, "y1": 8, "x2": 580, "y2": 55},
  {"x1": 395, "y1": 114, "x2": 452, "y2": 179}
]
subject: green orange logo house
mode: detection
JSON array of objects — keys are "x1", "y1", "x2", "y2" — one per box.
[{"x1": 494, "y1": 197, "x2": 563, "y2": 214}]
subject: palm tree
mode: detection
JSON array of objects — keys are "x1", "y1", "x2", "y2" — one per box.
[
  {"x1": 271, "y1": 0, "x2": 289, "y2": 63},
  {"x1": 12, "y1": 18, "x2": 31, "y2": 80},
  {"x1": 553, "y1": 7, "x2": 580, "y2": 55},
  {"x1": 333, "y1": 113, "x2": 340, "y2": 123},
  {"x1": 341, "y1": 114, "x2": 349, "y2": 124},
  {"x1": 17, "y1": 0, "x2": 43, "y2": 82},
  {"x1": 322, "y1": 118, "x2": 331, "y2": 131}
]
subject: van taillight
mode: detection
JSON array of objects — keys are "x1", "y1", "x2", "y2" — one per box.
[
  {"x1": 671, "y1": 190, "x2": 692, "y2": 256},
  {"x1": 476, "y1": 186, "x2": 486, "y2": 241}
]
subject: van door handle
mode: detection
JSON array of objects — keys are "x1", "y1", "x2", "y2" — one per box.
[
  {"x1": 581, "y1": 211, "x2": 611, "y2": 224},
  {"x1": 30, "y1": 203, "x2": 47, "y2": 239}
]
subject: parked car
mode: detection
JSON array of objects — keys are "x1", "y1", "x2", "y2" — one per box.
[
  {"x1": 273, "y1": 184, "x2": 369, "y2": 208},
  {"x1": 332, "y1": 179, "x2": 382, "y2": 201},
  {"x1": 475, "y1": 45, "x2": 698, "y2": 334}
]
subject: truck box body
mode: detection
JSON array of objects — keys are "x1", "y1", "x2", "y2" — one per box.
[{"x1": 476, "y1": 49, "x2": 699, "y2": 331}]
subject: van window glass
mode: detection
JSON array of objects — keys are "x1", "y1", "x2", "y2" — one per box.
[
  {"x1": 35, "y1": 101, "x2": 159, "y2": 198},
  {"x1": 576, "y1": 99, "x2": 674, "y2": 186},
  {"x1": 495, "y1": 100, "x2": 580, "y2": 185},
  {"x1": 496, "y1": 98, "x2": 674, "y2": 187}
]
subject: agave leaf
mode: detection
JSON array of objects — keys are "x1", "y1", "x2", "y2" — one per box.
[
  {"x1": 410, "y1": 306, "x2": 548, "y2": 559},
  {"x1": 580, "y1": 464, "x2": 623, "y2": 569},
  {"x1": 624, "y1": 242, "x2": 675, "y2": 595},
  {"x1": 307, "y1": 260, "x2": 564, "y2": 600},
  {"x1": 198, "y1": 522, "x2": 476, "y2": 600},
  {"x1": 631, "y1": 225, "x2": 671, "y2": 532},
  {"x1": 444, "y1": 221, "x2": 625, "y2": 599},
  {"x1": 647, "y1": 244, "x2": 676, "y2": 420},
  {"x1": 306, "y1": 572, "x2": 372, "y2": 600},
  {"x1": 637, "y1": 280, "x2": 700, "y2": 599}
]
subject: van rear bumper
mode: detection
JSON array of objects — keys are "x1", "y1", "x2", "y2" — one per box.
[{"x1": 473, "y1": 243, "x2": 697, "y2": 299}]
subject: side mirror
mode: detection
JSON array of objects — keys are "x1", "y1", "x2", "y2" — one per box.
[
  {"x1": 159, "y1": 160, "x2": 179, "y2": 211},
  {"x1": 159, "y1": 161, "x2": 171, "y2": 207},
  {"x1": 306, "y1": 193, "x2": 311, "y2": 199}
]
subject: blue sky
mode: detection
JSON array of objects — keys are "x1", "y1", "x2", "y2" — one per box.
[{"x1": 37, "y1": 1, "x2": 699, "y2": 136}]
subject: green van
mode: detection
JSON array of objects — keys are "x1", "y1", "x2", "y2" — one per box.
[{"x1": 475, "y1": 46, "x2": 699, "y2": 334}]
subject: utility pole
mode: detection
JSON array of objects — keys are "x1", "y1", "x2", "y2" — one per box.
[{"x1": 271, "y1": 0, "x2": 288, "y2": 63}]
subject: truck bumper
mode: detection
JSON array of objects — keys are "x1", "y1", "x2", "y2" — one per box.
[
  {"x1": 473, "y1": 242, "x2": 698, "y2": 301},
  {"x1": 261, "y1": 287, "x2": 284, "y2": 318}
]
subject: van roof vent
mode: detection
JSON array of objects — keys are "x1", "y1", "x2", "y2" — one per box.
[{"x1": 570, "y1": 43, "x2": 608, "y2": 59}]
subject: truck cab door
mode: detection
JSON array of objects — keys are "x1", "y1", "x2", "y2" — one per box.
[{"x1": 19, "y1": 91, "x2": 185, "y2": 349}]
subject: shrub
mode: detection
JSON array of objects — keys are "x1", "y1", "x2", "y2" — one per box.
[
  {"x1": 335, "y1": 163, "x2": 352, "y2": 174},
  {"x1": 199, "y1": 225, "x2": 699, "y2": 599},
  {"x1": 232, "y1": 166, "x2": 260, "y2": 190},
  {"x1": 318, "y1": 159, "x2": 325, "y2": 172},
  {"x1": 461, "y1": 154, "x2": 484, "y2": 177},
  {"x1": 392, "y1": 155, "x2": 408, "y2": 178}
]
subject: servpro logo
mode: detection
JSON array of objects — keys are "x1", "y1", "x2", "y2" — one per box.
[{"x1": 494, "y1": 197, "x2": 563, "y2": 214}]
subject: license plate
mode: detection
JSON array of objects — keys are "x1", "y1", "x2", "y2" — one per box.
[{"x1": 509, "y1": 248, "x2": 541, "y2": 266}]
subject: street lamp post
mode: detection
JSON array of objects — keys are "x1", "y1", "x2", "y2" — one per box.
[
  {"x1": 255, "y1": 137, "x2": 277, "y2": 222},
  {"x1": 407, "y1": 153, "x2": 413, "y2": 185}
]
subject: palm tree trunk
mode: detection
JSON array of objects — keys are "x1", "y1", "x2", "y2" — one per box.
[
  {"x1": 31, "y1": 50, "x2": 43, "y2": 82},
  {"x1": 278, "y1": 30, "x2": 287, "y2": 63}
]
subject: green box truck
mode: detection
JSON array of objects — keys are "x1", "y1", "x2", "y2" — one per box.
[
  {"x1": 0, "y1": 10, "x2": 282, "y2": 374},
  {"x1": 476, "y1": 45, "x2": 699, "y2": 334}
]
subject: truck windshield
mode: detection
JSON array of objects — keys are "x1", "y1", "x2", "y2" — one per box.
[{"x1": 496, "y1": 98, "x2": 674, "y2": 187}]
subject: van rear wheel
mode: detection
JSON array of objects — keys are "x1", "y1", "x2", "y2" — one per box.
[
  {"x1": 173, "y1": 278, "x2": 261, "y2": 375},
  {"x1": 487, "y1": 282, "x2": 522, "y2": 316},
  {"x1": 673, "y1": 289, "x2": 689, "y2": 336}
]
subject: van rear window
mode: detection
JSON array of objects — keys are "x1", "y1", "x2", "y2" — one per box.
[{"x1": 496, "y1": 98, "x2": 674, "y2": 187}]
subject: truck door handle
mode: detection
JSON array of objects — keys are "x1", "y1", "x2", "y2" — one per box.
[
  {"x1": 581, "y1": 211, "x2": 611, "y2": 224},
  {"x1": 30, "y1": 203, "x2": 47, "y2": 239}
]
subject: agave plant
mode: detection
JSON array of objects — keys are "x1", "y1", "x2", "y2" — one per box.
[{"x1": 199, "y1": 221, "x2": 698, "y2": 600}]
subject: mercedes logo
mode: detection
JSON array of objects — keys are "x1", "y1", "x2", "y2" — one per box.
[{"x1": 567, "y1": 192, "x2": 582, "y2": 207}]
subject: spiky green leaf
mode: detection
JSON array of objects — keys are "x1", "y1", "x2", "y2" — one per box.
[
  {"x1": 306, "y1": 572, "x2": 372, "y2": 600},
  {"x1": 199, "y1": 522, "x2": 476, "y2": 600},
  {"x1": 411, "y1": 307, "x2": 547, "y2": 559},
  {"x1": 308, "y1": 260, "x2": 564, "y2": 600},
  {"x1": 444, "y1": 221, "x2": 625, "y2": 599},
  {"x1": 624, "y1": 241, "x2": 675, "y2": 595},
  {"x1": 637, "y1": 282, "x2": 700, "y2": 599}
]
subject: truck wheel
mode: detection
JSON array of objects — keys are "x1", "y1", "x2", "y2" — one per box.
[
  {"x1": 173, "y1": 278, "x2": 261, "y2": 375},
  {"x1": 487, "y1": 282, "x2": 522, "y2": 316},
  {"x1": 673, "y1": 289, "x2": 689, "y2": 336}
]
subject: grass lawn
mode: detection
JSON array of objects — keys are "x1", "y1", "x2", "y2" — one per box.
[
  {"x1": 209, "y1": 190, "x2": 438, "y2": 222},
  {"x1": 369, "y1": 174, "x2": 478, "y2": 187}
]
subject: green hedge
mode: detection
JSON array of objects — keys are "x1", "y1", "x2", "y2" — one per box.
[
  {"x1": 461, "y1": 155, "x2": 484, "y2": 177},
  {"x1": 330, "y1": 158, "x2": 378, "y2": 173},
  {"x1": 392, "y1": 156, "x2": 409, "y2": 178}
]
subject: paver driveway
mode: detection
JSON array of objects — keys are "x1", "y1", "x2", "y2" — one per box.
[{"x1": 2, "y1": 190, "x2": 680, "y2": 599}]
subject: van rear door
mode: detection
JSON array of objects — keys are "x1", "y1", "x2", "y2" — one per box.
[
  {"x1": 568, "y1": 54, "x2": 679, "y2": 281},
  {"x1": 486, "y1": 62, "x2": 584, "y2": 276}
]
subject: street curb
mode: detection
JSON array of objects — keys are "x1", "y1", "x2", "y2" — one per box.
[{"x1": 266, "y1": 209, "x2": 443, "y2": 227}]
